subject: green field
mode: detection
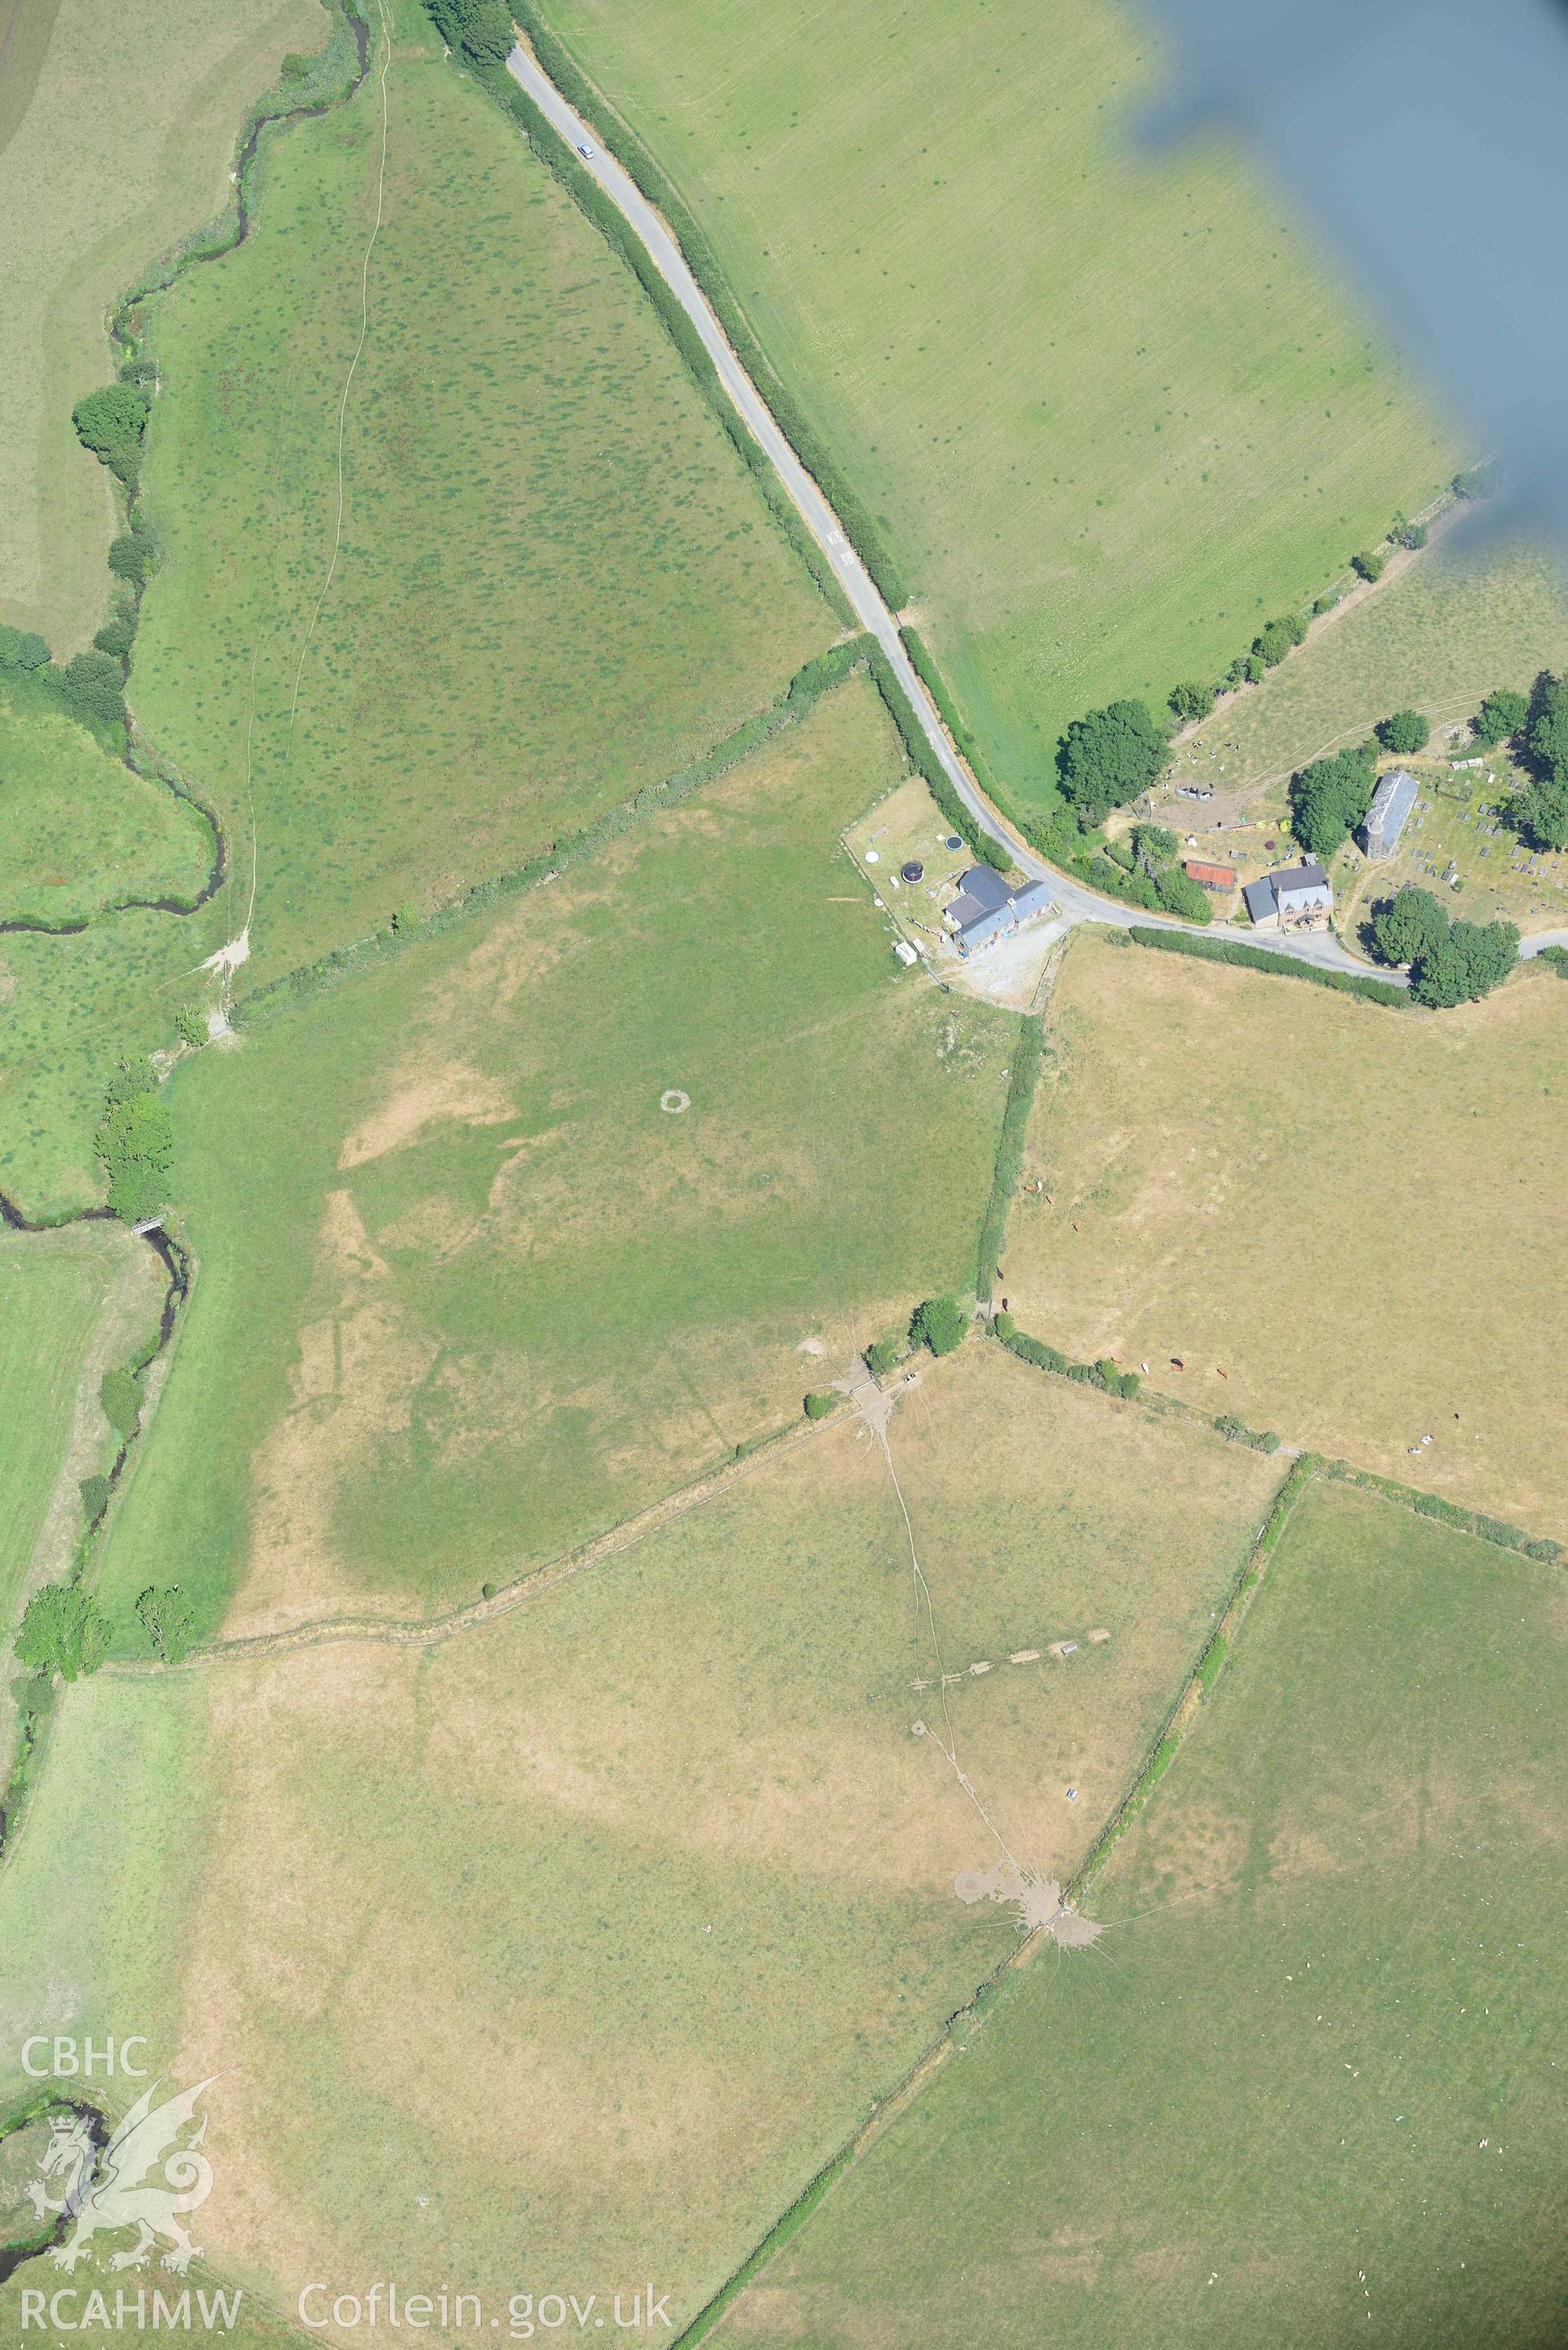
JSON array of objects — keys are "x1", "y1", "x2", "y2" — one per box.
[
  {"x1": 0, "y1": 0, "x2": 837, "y2": 1220},
  {"x1": 733, "y1": 1475, "x2": 1568, "y2": 2345},
  {"x1": 0, "y1": 0, "x2": 320, "y2": 653},
  {"x1": 91, "y1": 674, "x2": 1018, "y2": 1639},
  {"x1": 131, "y1": 0, "x2": 833, "y2": 990},
  {"x1": 0, "y1": 1221, "x2": 164, "y2": 1634},
  {"x1": 0, "y1": 679, "x2": 212, "y2": 925},
  {"x1": 1165, "y1": 527, "x2": 1568, "y2": 802},
  {"x1": 0, "y1": 1338, "x2": 1281, "y2": 2327},
  {"x1": 536, "y1": 0, "x2": 1454, "y2": 812},
  {"x1": 0, "y1": 902, "x2": 230, "y2": 1217}
]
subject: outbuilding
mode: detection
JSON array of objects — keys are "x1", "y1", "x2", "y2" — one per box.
[{"x1": 1183, "y1": 860, "x2": 1237, "y2": 893}]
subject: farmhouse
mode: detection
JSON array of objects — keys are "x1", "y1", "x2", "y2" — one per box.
[
  {"x1": 1183, "y1": 860, "x2": 1236, "y2": 894},
  {"x1": 1242, "y1": 860, "x2": 1334, "y2": 932},
  {"x1": 943, "y1": 864, "x2": 1054, "y2": 956},
  {"x1": 1361, "y1": 765, "x2": 1419, "y2": 859}
]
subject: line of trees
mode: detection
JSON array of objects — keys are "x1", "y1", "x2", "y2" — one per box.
[
  {"x1": 424, "y1": 0, "x2": 514, "y2": 65},
  {"x1": 16, "y1": 1576, "x2": 194, "y2": 1683},
  {"x1": 1459, "y1": 673, "x2": 1568, "y2": 849}
]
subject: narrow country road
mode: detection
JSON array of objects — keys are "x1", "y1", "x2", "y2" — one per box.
[{"x1": 508, "y1": 38, "x2": 1515, "y2": 991}]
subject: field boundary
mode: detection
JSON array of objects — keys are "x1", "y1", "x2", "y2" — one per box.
[
  {"x1": 670, "y1": 1394, "x2": 1568, "y2": 2344},
  {"x1": 1067, "y1": 1453, "x2": 1316, "y2": 1907},
  {"x1": 232, "y1": 637, "x2": 871, "y2": 1025},
  {"x1": 861, "y1": 643, "x2": 1011, "y2": 870},
  {"x1": 991, "y1": 1313, "x2": 1565, "y2": 1562},
  {"x1": 100, "y1": 1398, "x2": 845, "y2": 1675},
  {"x1": 974, "y1": 1013, "x2": 1045, "y2": 1305},
  {"x1": 669, "y1": 1401, "x2": 1307, "y2": 2345},
  {"x1": 1126, "y1": 924, "x2": 1410, "y2": 1005},
  {"x1": 1323, "y1": 1456, "x2": 1562, "y2": 1563}
]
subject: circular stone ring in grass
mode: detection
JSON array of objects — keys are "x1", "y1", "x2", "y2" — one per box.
[{"x1": 660, "y1": 1089, "x2": 691, "y2": 1114}]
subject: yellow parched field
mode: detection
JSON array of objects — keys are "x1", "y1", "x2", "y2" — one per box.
[
  {"x1": 1008, "y1": 934, "x2": 1568, "y2": 1538},
  {"x1": 0, "y1": 1339, "x2": 1281, "y2": 2330}
]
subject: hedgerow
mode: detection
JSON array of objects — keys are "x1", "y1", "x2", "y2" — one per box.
[
  {"x1": 235, "y1": 643, "x2": 869, "y2": 1024},
  {"x1": 1326, "y1": 1460, "x2": 1562, "y2": 1564},
  {"x1": 502, "y1": 3, "x2": 908, "y2": 613},
  {"x1": 862, "y1": 646, "x2": 1011, "y2": 870},
  {"x1": 1127, "y1": 925, "x2": 1410, "y2": 1007},
  {"x1": 902, "y1": 627, "x2": 1004, "y2": 800},
  {"x1": 1214, "y1": 1411, "x2": 1281, "y2": 1454},
  {"x1": 991, "y1": 1314, "x2": 1138, "y2": 1397},
  {"x1": 975, "y1": 1014, "x2": 1045, "y2": 1303}
]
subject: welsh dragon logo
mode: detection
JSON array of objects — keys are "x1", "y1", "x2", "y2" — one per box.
[{"x1": 26, "y1": 2076, "x2": 221, "y2": 2275}]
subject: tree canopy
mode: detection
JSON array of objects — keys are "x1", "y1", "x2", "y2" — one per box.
[
  {"x1": 1167, "y1": 680, "x2": 1213, "y2": 722},
  {"x1": 1254, "y1": 613, "x2": 1307, "y2": 667},
  {"x1": 0, "y1": 624, "x2": 51, "y2": 670},
  {"x1": 1288, "y1": 745, "x2": 1376, "y2": 859},
  {"x1": 1516, "y1": 774, "x2": 1568, "y2": 853},
  {"x1": 136, "y1": 1585, "x2": 196, "y2": 1665},
  {"x1": 1368, "y1": 885, "x2": 1517, "y2": 1002},
  {"x1": 59, "y1": 649, "x2": 126, "y2": 731},
  {"x1": 1527, "y1": 671, "x2": 1568, "y2": 781},
  {"x1": 107, "y1": 529, "x2": 154, "y2": 586},
  {"x1": 96, "y1": 1064, "x2": 172, "y2": 1224},
  {"x1": 71, "y1": 382, "x2": 150, "y2": 484},
  {"x1": 910, "y1": 1295, "x2": 968, "y2": 1358},
  {"x1": 1057, "y1": 699, "x2": 1169, "y2": 825},
  {"x1": 1129, "y1": 823, "x2": 1178, "y2": 871},
  {"x1": 100, "y1": 1367, "x2": 141, "y2": 1440},
  {"x1": 1376, "y1": 709, "x2": 1429, "y2": 755},
  {"x1": 1409, "y1": 917, "x2": 1520, "y2": 1008},
  {"x1": 1472, "y1": 686, "x2": 1528, "y2": 747},
  {"x1": 1513, "y1": 674, "x2": 1568, "y2": 849},
  {"x1": 16, "y1": 1584, "x2": 110, "y2": 1682},
  {"x1": 1368, "y1": 885, "x2": 1449, "y2": 968},
  {"x1": 424, "y1": 0, "x2": 514, "y2": 65}
]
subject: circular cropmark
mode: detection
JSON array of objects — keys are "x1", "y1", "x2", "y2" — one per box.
[{"x1": 660, "y1": 1089, "x2": 691, "y2": 1114}]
